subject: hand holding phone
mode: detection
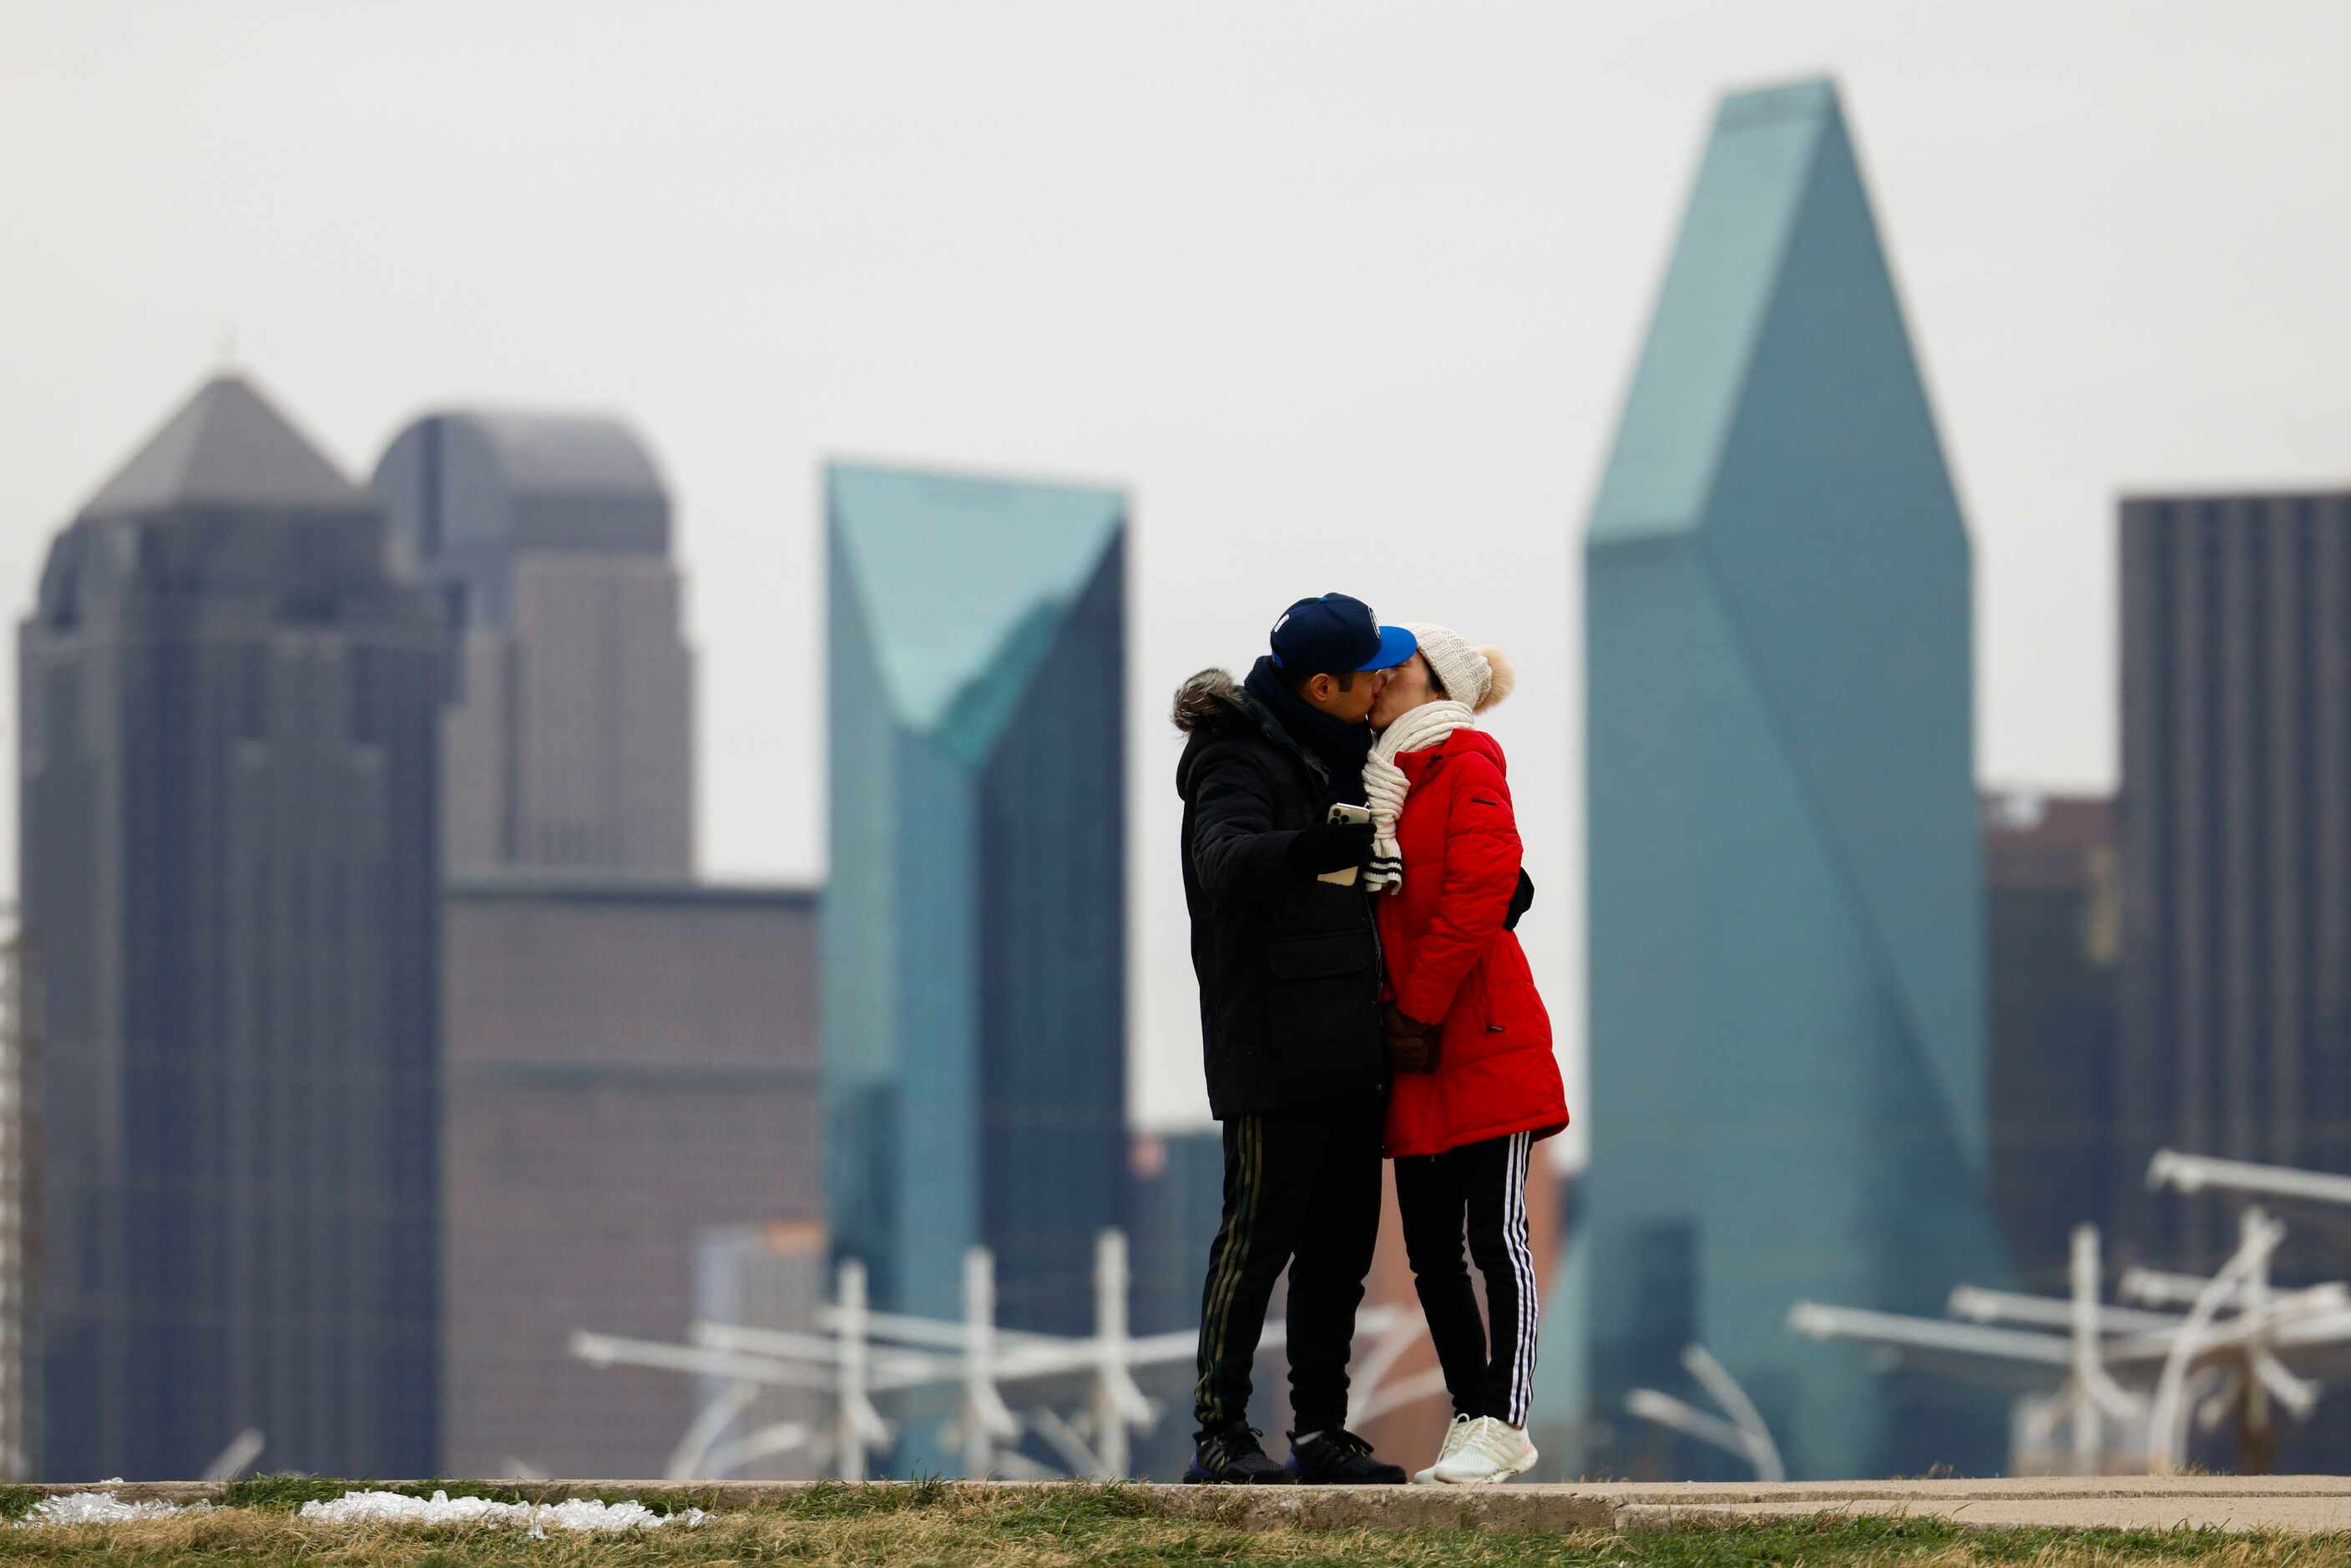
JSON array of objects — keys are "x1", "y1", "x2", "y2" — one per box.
[{"x1": 1313, "y1": 802, "x2": 1374, "y2": 886}]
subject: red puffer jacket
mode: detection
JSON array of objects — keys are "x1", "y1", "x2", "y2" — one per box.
[{"x1": 1378, "y1": 727, "x2": 1569, "y2": 1159}]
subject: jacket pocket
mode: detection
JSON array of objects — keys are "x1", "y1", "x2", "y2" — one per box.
[
  {"x1": 1476, "y1": 972, "x2": 1550, "y2": 1055},
  {"x1": 1445, "y1": 957, "x2": 1504, "y2": 1062},
  {"x1": 1264, "y1": 933, "x2": 1381, "y2": 1072},
  {"x1": 1454, "y1": 953, "x2": 1545, "y2": 1062}
]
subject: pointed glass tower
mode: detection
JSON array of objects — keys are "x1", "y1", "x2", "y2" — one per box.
[
  {"x1": 1575, "y1": 80, "x2": 2005, "y2": 1479},
  {"x1": 823, "y1": 464, "x2": 1126, "y2": 1404},
  {"x1": 18, "y1": 374, "x2": 444, "y2": 1477}
]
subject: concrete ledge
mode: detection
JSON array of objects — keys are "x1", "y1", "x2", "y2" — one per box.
[{"x1": 1586, "y1": 1477, "x2": 2351, "y2": 1535}]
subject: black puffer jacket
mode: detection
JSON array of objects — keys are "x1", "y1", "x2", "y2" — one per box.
[{"x1": 1173, "y1": 670, "x2": 1388, "y2": 1118}]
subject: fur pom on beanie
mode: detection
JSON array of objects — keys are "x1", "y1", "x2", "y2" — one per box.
[{"x1": 1401, "y1": 624, "x2": 1516, "y2": 713}]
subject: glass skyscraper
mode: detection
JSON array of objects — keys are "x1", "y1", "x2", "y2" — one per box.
[
  {"x1": 1575, "y1": 80, "x2": 2007, "y2": 1479},
  {"x1": 823, "y1": 463, "x2": 1127, "y2": 1367}
]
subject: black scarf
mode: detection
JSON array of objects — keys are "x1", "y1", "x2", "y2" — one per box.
[{"x1": 1243, "y1": 656, "x2": 1373, "y2": 806}]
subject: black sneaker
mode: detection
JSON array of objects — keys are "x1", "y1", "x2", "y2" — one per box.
[
  {"x1": 1185, "y1": 1423, "x2": 1295, "y2": 1484},
  {"x1": 1287, "y1": 1427, "x2": 1409, "y2": 1485}
]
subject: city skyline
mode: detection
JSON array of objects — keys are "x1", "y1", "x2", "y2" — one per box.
[
  {"x1": 8, "y1": 3, "x2": 2351, "y2": 1485},
  {"x1": 11, "y1": 2, "x2": 2351, "y2": 1140}
]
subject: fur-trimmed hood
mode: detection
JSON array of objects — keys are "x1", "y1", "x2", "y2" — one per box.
[
  {"x1": 1170, "y1": 667, "x2": 1245, "y2": 734},
  {"x1": 1172, "y1": 665, "x2": 1332, "y2": 799}
]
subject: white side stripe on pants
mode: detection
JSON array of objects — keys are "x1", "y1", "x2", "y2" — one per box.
[{"x1": 1503, "y1": 1129, "x2": 1539, "y2": 1426}]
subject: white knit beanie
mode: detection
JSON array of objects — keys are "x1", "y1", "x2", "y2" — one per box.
[{"x1": 1401, "y1": 623, "x2": 1517, "y2": 714}]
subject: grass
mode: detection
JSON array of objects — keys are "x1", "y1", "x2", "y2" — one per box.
[{"x1": 0, "y1": 1482, "x2": 2339, "y2": 1565}]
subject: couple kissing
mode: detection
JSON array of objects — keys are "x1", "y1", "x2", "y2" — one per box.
[{"x1": 1173, "y1": 593, "x2": 1569, "y2": 1486}]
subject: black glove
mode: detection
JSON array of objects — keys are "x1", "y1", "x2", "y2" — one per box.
[
  {"x1": 1288, "y1": 817, "x2": 1374, "y2": 877},
  {"x1": 1505, "y1": 868, "x2": 1535, "y2": 931},
  {"x1": 1386, "y1": 1006, "x2": 1442, "y2": 1074}
]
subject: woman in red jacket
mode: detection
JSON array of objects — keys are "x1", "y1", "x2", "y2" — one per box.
[{"x1": 1365, "y1": 623, "x2": 1568, "y2": 1485}]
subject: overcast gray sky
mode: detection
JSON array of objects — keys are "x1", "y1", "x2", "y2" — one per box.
[{"x1": 8, "y1": 0, "x2": 2348, "y2": 1149}]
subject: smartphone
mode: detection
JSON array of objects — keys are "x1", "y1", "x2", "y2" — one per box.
[{"x1": 1318, "y1": 802, "x2": 1373, "y2": 887}]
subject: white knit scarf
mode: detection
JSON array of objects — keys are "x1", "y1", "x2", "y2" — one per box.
[{"x1": 1362, "y1": 699, "x2": 1477, "y2": 894}]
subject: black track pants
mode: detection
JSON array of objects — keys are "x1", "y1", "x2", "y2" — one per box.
[
  {"x1": 1393, "y1": 1130, "x2": 1539, "y2": 1425},
  {"x1": 1193, "y1": 1098, "x2": 1384, "y2": 1437}
]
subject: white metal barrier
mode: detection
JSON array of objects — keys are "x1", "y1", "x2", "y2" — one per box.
[
  {"x1": 1790, "y1": 1178, "x2": 2351, "y2": 1474},
  {"x1": 574, "y1": 1227, "x2": 1428, "y2": 1479}
]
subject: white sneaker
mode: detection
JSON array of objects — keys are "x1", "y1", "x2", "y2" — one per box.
[
  {"x1": 1412, "y1": 1414, "x2": 1475, "y2": 1484},
  {"x1": 1433, "y1": 1416, "x2": 1538, "y2": 1484}
]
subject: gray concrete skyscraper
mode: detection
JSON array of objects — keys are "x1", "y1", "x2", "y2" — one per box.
[
  {"x1": 2118, "y1": 490, "x2": 2351, "y2": 1272},
  {"x1": 1981, "y1": 792, "x2": 2118, "y2": 1292},
  {"x1": 18, "y1": 373, "x2": 445, "y2": 1478},
  {"x1": 438, "y1": 878, "x2": 821, "y2": 1478},
  {"x1": 372, "y1": 413, "x2": 693, "y2": 877}
]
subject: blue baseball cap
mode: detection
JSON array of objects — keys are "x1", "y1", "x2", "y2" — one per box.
[{"x1": 1269, "y1": 594, "x2": 1418, "y2": 675}]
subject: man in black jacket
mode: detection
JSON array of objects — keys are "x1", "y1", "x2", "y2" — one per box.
[{"x1": 1169, "y1": 593, "x2": 1417, "y2": 1485}]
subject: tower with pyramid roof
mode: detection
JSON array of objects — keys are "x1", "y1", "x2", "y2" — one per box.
[
  {"x1": 18, "y1": 374, "x2": 444, "y2": 1478},
  {"x1": 1571, "y1": 80, "x2": 2007, "y2": 1479},
  {"x1": 823, "y1": 463, "x2": 1125, "y2": 1458}
]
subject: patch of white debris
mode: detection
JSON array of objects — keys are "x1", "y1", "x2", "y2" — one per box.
[
  {"x1": 16, "y1": 1485, "x2": 709, "y2": 1536},
  {"x1": 18, "y1": 1491, "x2": 209, "y2": 1526},
  {"x1": 297, "y1": 1489, "x2": 710, "y2": 1536}
]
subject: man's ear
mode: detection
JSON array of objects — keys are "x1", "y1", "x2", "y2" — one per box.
[{"x1": 1305, "y1": 672, "x2": 1335, "y2": 706}]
